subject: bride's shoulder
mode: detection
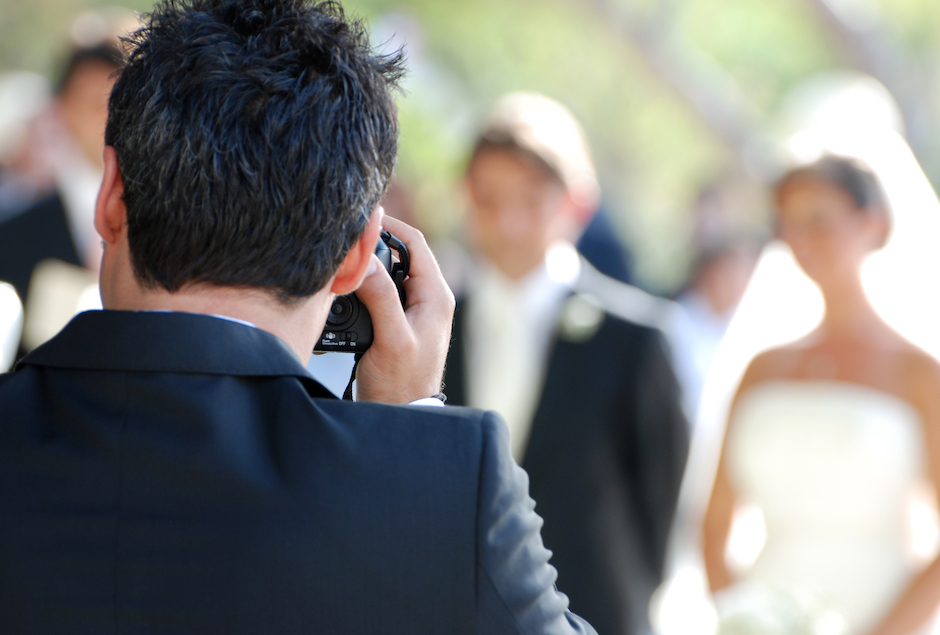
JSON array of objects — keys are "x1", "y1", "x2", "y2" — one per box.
[
  {"x1": 899, "y1": 346, "x2": 940, "y2": 395},
  {"x1": 740, "y1": 346, "x2": 805, "y2": 387},
  {"x1": 891, "y1": 346, "x2": 940, "y2": 431}
]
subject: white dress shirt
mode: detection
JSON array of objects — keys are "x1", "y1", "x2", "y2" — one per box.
[
  {"x1": 465, "y1": 242, "x2": 581, "y2": 462},
  {"x1": 44, "y1": 121, "x2": 103, "y2": 269}
]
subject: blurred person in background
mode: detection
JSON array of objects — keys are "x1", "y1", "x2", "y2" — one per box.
[
  {"x1": 576, "y1": 202, "x2": 635, "y2": 285},
  {"x1": 0, "y1": 74, "x2": 42, "y2": 372},
  {"x1": 671, "y1": 238, "x2": 759, "y2": 419},
  {"x1": 0, "y1": 72, "x2": 53, "y2": 218},
  {"x1": 0, "y1": 283, "x2": 21, "y2": 372},
  {"x1": 702, "y1": 155, "x2": 940, "y2": 635},
  {"x1": 670, "y1": 185, "x2": 762, "y2": 420},
  {"x1": 0, "y1": 13, "x2": 129, "y2": 352},
  {"x1": 444, "y1": 91, "x2": 689, "y2": 635}
]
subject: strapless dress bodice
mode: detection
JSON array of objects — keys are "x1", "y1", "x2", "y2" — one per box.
[{"x1": 726, "y1": 381, "x2": 928, "y2": 633}]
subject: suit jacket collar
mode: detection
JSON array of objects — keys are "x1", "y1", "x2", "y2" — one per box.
[{"x1": 18, "y1": 310, "x2": 335, "y2": 398}]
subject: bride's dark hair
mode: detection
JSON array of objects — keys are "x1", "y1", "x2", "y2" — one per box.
[{"x1": 775, "y1": 155, "x2": 889, "y2": 214}]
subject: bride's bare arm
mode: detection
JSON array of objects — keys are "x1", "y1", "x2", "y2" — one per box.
[
  {"x1": 703, "y1": 458, "x2": 735, "y2": 592},
  {"x1": 702, "y1": 356, "x2": 774, "y2": 593},
  {"x1": 865, "y1": 355, "x2": 940, "y2": 635}
]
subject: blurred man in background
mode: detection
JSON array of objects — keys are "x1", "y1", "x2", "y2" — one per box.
[
  {"x1": 444, "y1": 92, "x2": 690, "y2": 635},
  {"x1": 576, "y1": 201, "x2": 635, "y2": 285},
  {"x1": 0, "y1": 72, "x2": 52, "y2": 218},
  {"x1": 0, "y1": 16, "x2": 127, "y2": 352},
  {"x1": 671, "y1": 237, "x2": 759, "y2": 418}
]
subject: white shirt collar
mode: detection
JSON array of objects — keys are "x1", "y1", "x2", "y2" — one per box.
[
  {"x1": 138, "y1": 309, "x2": 258, "y2": 330},
  {"x1": 465, "y1": 241, "x2": 582, "y2": 461},
  {"x1": 471, "y1": 241, "x2": 581, "y2": 325}
]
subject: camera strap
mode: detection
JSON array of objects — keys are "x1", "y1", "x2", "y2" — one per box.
[{"x1": 342, "y1": 353, "x2": 364, "y2": 401}]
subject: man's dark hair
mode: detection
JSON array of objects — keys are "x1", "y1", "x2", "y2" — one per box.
[{"x1": 106, "y1": 0, "x2": 404, "y2": 302}]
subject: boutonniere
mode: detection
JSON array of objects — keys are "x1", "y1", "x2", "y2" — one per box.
[{"x1": 558, "y1": 293, "x2": 604, "y2": 343}]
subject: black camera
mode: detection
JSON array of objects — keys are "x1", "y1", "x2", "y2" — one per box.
[{"x1": 314, "y1": 230, "x2": 409, "y2": 353}]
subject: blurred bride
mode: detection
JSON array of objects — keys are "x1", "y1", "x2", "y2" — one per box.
[
  {"x1": 648, "y1": 72, "x2": 940, "y2": 635},
  {"x1": 701, "y1": 152, "x2": 940, "y2": 635}
]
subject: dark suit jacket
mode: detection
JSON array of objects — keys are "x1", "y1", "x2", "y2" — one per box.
[
  {"x1": 445, "y1": 262, "x2": 689, "y2": 635},
  {"x1": 0, "y1": 310, "x2": 597, "y2": 635},
  {"x1": 0, "y1": 192, "x2": 81, "y2": 303},
  {"x1": 576, "y1": 209, "x2": 633, "y2": 285}
]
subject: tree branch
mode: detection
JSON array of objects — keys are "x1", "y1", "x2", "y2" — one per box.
[
  {"x1": 801, "y1": 0, "x2": 939, "y2": 175},
  {"x1": 580, "y1": 0, "x2": 777, "y2": 180}
]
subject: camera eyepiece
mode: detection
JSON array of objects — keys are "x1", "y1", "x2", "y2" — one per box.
[{"x1": 325, "y1": 295, "x2": 359, "y2": 330}]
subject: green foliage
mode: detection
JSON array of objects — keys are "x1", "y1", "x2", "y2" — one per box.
[
  {"x1": 344, "y1": 0, "x2": 730, "y2": 289},
  {"x1": 0, "y1": 0, "x2": 151, "y2": 76},
  {"x1": 2, "y1": 0, "x2": 937, "y2": 290},
  {"x1": 681, "y1": 0, "x2": 841, "y2": 111},
  {"x1": 880, "y1": 0, "x2": 940, "y2": 51}
]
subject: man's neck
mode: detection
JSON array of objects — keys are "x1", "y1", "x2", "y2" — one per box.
[{"x1": 104, "y1": 283, "x2": 332, "y2": 363}]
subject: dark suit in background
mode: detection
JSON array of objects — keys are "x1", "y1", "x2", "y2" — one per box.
[
  {"x1": 445, "y1": 262, "x2": 689, "y2": 635},
  {"x1": 0, "y1": 193, "x2": 80, "y2": 303},
  {"x1": 576, "y1": 208, "x2": 634, "y2": 286},
  {"x1": 0, "y1": 310, "x2": 596, "y2": 635}
]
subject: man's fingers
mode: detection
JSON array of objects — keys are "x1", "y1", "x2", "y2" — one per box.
[
  {"x1": 353, "y1": 217, "x2": 454, "y2": 403},
  {"x1": 381, "y1": 216, "x2": 441, "y2": 283},
  {"x1": 380, "y1": 216, "x2": 454, "y2": 313},
  {"x1": 353, "y1": 254, "x2": 411, "y2": 346}
]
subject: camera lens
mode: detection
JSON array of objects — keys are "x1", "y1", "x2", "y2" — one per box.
[{"x1": 325, "y1": 295, "x2": 358, "y2": 329}]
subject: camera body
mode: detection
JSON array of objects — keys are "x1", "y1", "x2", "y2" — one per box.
[{"x1": 314, "y1": 230, "x2": 408, "y2": 353}]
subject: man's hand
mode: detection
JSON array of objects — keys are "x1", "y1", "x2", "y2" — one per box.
[{"x1": 353, "y1": 216, "x2": 455, "y2": 404}]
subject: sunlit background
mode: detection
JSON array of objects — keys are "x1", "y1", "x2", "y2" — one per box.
[
  {"x1": 6, "y1": 1, "x2": 940, "y2": 633},
  {"x1": 4, "y1": 0, "x2": 940, "y2": 294}
]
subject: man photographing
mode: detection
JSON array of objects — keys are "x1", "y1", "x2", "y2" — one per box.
[{"x1": 0, "y1": 1, "x2": 596, "y2": 632}]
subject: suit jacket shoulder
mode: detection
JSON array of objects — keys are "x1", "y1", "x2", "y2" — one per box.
[{"x1": 0, "y1": 311, "x2": 596, "y2": 635}]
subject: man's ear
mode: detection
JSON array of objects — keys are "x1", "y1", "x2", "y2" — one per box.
[
  {"x1": 552, "y1": 191, "x2": 587, "y2": 243},
  {"x1": 330, "y1": 206, "x2": 384, "y2": 295},
  {"x1": 94, "y1": 146, "x2": 126, "y2": 244}
]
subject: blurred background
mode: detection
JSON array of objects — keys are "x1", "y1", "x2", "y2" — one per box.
[
  {"x1": 4, "y1": 0, "x2": 940, "y2": 294},
  {"x1": 5, "y1": 2, "x2": 940, "y2": 633}
]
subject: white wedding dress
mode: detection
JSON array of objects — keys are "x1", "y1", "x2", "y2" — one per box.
[{"x1": 725, "y1": 380, "x2": 929, "y2": 634}]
